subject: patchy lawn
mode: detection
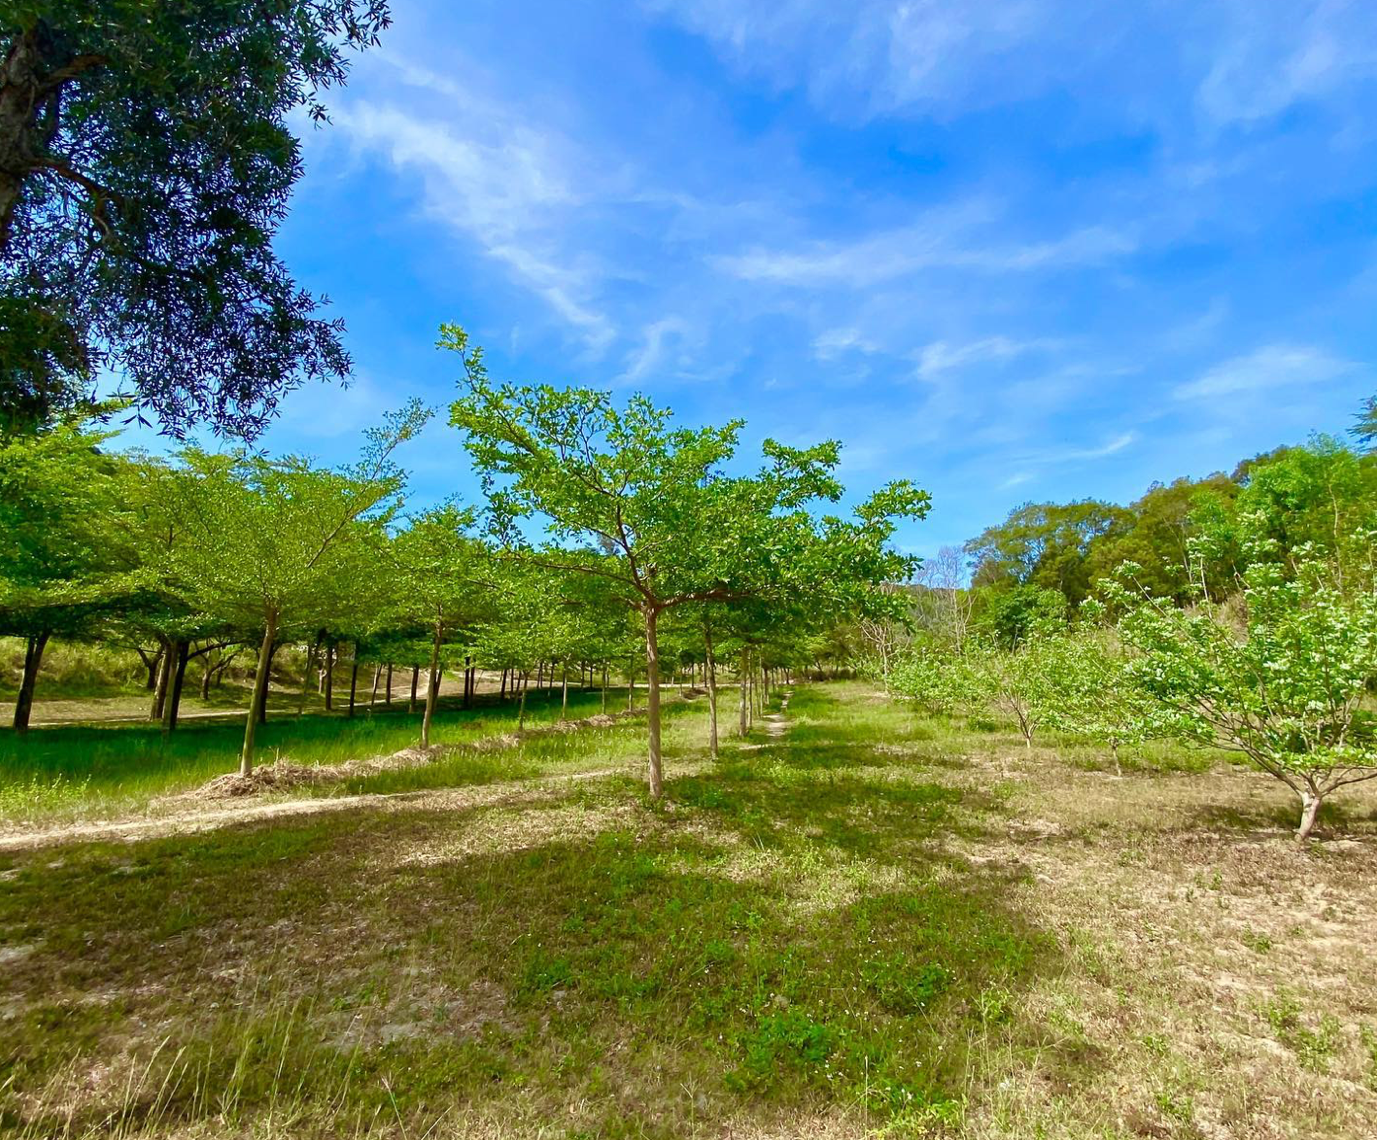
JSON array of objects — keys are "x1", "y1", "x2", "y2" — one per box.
[{"x1": 0, "y1": 683, "x2": 1374, "y2": 1138}]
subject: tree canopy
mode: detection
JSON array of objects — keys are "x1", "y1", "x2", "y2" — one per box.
[{"x1": 0, "y1": 0, "x2": 390, "y2": 434}]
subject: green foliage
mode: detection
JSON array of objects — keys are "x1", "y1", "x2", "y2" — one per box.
[
  {"x1": 1106, "y1": 522, "x2": 1377, "y2": 839},
  {"x1": 2, "y1": 1, "x2": 391, "y2": 433},
  {"x1": 966, "y1": 499, "x2": 1129, "y2": 607}
]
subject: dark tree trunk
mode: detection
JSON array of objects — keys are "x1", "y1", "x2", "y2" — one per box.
[
  {"x1": 601, "y1": 662, "x2": 608, "y2": 714},
  {"x1": 324, "y1": 646, "x2": 334, "y2": 711},
  {"x1": 463, "y1": 655, "x2": 473, "y2": 708},
  {"x1": 161, "y1": 639, "x2": 190, "y2": 735},
  {"x1": 517, "y1": 670, "x2": 529, "y2": 730},
  {"x1": 13, "y1": 629, "x2": 50, "y2": 732},
  {"x1": 409, "y1": 664, "x2": 419, "y2": 713},
  {"x1": 385, "y1": 662, "x2": 393, "y2": 705},
  {"x1": 500, "y1": 667, "x2": 508, "y2": 700},
  {"x1": 240, "y1": 614, "x2": 278, "y2": 777},
  {"x1": 138, "y1": 646, "x2": 162, "y2": 691},
  {"x1": 256, "y1": 640, "x2": 278, "y2": 726}
]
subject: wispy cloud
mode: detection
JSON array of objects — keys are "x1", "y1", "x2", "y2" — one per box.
[
  {"x1": 916, "y1": 336, "x2": 1058, "y2": 378},
  {"x1": 1175, "y1": 344, "x2": 1358, "y2": 400},
  {"x1": 1196, "y1": 2, "x2": 1377, "y2": 125},
  {"x1": 333, "y1": 89, "x2": 616, "y2": 351},
  {"x1": 719, "y1": 218, "x2": 1135, "y2": 289},
  {"x1": 617, "y1": 317, "x2": 691, "y2": 385},
  {"x1": 812, "y1": 327, "x2": 880, "y2": 359},
  {"x1": 647, "y1": 0, "x2": 1377, "y2": 131}
]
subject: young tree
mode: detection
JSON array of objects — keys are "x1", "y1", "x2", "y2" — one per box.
[
  {"x1": 446, "y1": 325, "x2": 928, "y2": 797},
  {"x1": 1036, "y1": 623, "x2": 1174, "y2": 776},
  {"x1": 1107, "y1": 532, "x2": 1377, "y2": 844},
  {"x1": 167, "y1": 402, "x2": 425, "y2": 774},
  {"x1": 0, "y1": 408, "x2": 136, "y2": 729},
  {"x1": 386, "y1": 503, "x2": 491, "y2": 749},
  {"x1": 1, "y1": 1, "x2": 390, "y2": 433}
]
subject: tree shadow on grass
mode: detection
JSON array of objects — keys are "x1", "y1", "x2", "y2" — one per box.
[{"x1": 0, "y1": 685, "x2": 1062, "y2": 1138}]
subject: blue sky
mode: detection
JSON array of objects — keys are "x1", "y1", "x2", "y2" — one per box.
[{"x1": 152, "y1": 0, "x2": 1377, "y2": 557}]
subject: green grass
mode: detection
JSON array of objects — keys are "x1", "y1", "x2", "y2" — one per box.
[
  {"x1": 3, "y1": 682, "x2": 1374, "y2": 1138},
  {"x1": 0, "y1": 684, "x2": 1056, "y2": 1138},
  {"x1": 0, "y1": 686, "x2": 638, "y2": 822}
]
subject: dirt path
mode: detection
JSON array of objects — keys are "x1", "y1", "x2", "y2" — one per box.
[
  {"x1": 0, "y1": 765, "x2": 634, "y2": 853},
  {"x1": 762, "y1": 689, "x2": 792, "y2": 737},
  {"x1": 2, "y1": 691, "x2": 709, "y2": 853}
]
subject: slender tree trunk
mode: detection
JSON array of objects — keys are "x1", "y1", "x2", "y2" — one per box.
[
  {"x1": 385, "y1": 663, "x2": 393, "y2": 705},
  {"x1": 561, "y1": 663, "x2": 569, "y2": 720},
  {"x1": 705, "y1": 625, "x2": 719, "y2": 760},
  {"x1": 367, "y1": 662, "x2": 382, "y2": 713},
  {"x1": 139, "y1": 647, "x2": 162, "y2": 691},
  {"x1": 12, "y1": 630, "x2": 50, "y2": 733},
  {"x1": 240, "y1": 614, "x2": 278, "y2": 777},
  {"x1": 739, "y1": 653, "x2": 749, "y2": 737},
  {"x1": 601, "y1": 662, "x2": 608, "y2": 714},
  {"x1": 518, "y1": 671, "x2": 529, "y2": 730},
  {"x1": 501, "y1": 667, "x2": 508, "y2": 700},
  {"x1": 324, "y1": 646, "x2": 334, "y2": 711},
  {"x1": 536, "y1": 660, "x2": 544, "y2": 692},
  {"x1": 347, "y1": 646, "x2": 360, "y2": 719},
  {"x1": 421, "y1": 621, "x2": 442, "y2": 749},
  {"x1": 1297, "y1": 788, "x2": 1324, "y2": 846},
  {"x1": 409, "y1": 664, "x2": 419, "y2": 713},
  {"x1": 1112, "y1": 740, "x2": 1122, "y2": 777},
  {"x1": 162, "y1": 639, "x2": 189, "y2": 735},
  {"x1": 645, "y1": 607, "x2": 664, "y2": 798},
  {"x1": 298, "y1": 641, "x2": 318, "y2": 717},
  {"x1": 463, "y1": 655, "x2": 473, "y2": 709},
  {"x1": 150, "y1": 635, "x2": 172, "y2": 720},
  {"x1": 200, "y1": 657, "x2": 213, "y2": 700},
  {"x1": 255, "y1": 641, "x2": 278, "y2": 726}
]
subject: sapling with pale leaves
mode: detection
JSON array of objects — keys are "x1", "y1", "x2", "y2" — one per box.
[{"x1": 1106, "y1": 526, "x2": 1377, "y2": 843}]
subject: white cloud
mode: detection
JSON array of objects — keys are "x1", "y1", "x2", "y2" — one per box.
[
  {"x1": 333, "y1": 95, "x2": 615, "y2": 351},
  {"x1": 1175, "y1": 344, "x2": 1358, "y2": 400},
  {"x1": 618, "y1": 317, "x2": 691, "y2": 385},
  {"x1": 647, "y1": 0, "x2": 1377, "y2": 134},
  {"x1": 916, "y1": 335, "x2": 1057, "y2": 378},
  {"x1": 720, "y1": 217, "x2": 1134, "y2": 289},
  {"x1": 813, "y1": 327, "x2": 880, "y2": 359},
  {"x1": 1196, "y1": 1, "x2": 1377, "y2": 125}
]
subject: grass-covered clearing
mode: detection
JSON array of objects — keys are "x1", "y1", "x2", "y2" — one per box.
[
  {"x1": 1, "y1": 683, "x2": 1375, "y2": 1138},
  {"x1": 0, "y1": 686, "x2": 639, "y2": 825}
]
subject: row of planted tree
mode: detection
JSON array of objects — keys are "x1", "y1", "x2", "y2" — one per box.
[
  {"x1": 0, "y1": 327, "x2": 926, "y2": 794},
  {"x1": 875, "y1": 435, "x2": 1377, "y2": 843}
]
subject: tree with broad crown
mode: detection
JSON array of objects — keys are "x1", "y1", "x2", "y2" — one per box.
[
  {"x1": 165, "y1": 400, "x2": 427, "y2": 775},
  {"x1": 385, "y1": 503, "x2": 493, "y2": 749},
  {"x1": 0, "y1": 407, "x2": 139, "y2": 729},
  {"x1": 1, "y1": 1, "x2": 390, "y2": 434},
  {"x1": 444, "y1": 324, "x2": 929, "y2": 798}
]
